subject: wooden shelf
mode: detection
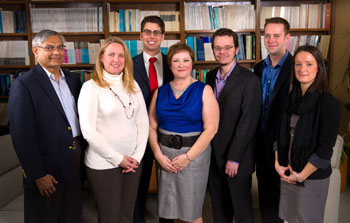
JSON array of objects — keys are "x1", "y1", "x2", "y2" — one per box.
[
  {"x1": 61, "y1": 64, "x2": 95, "y2": 69},
  {"x1": 0, "y1": 96, "x2": 9, "y2": 100},
  {"x1": 0, "y1": 65, "x2": 30, "y2": 69},
  {"x1": 0, "y1": 1, "x2": 25, "y2": 4},
  {"x1": 186, "y1": 29, "x2": 256, "y2": 34}
]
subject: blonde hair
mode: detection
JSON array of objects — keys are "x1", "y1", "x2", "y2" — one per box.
[{"x1": 92, "y1": 36, "x2": 136, "y2": 93}]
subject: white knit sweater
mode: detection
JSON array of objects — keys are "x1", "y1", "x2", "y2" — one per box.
[{"x1": 78, "y1": 70, "x2": 149, "y2": 170}]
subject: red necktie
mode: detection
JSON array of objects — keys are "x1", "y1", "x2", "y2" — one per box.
[{"x1": 149, "y1": 57, "x2": 158, "y2": 96}]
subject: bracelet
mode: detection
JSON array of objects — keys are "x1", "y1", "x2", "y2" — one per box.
[
  {"x1": 296, "y1": 173, "x2": 303, "y2": 183},
  {"x1": 185, "y1": 153, "x2": 192, "y2": 161}
]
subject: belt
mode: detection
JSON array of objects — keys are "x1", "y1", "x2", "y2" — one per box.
[
  {"x1": 158, "y1": 131, "x2": 199, "y2": 149},
  {"x1": 72, "y1": 136, "x2": 82, "y2": 150}
]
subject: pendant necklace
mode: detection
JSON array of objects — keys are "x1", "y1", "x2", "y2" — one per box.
[{"x1": 109, "y1": 87, "x2": 135, "y2": 119}]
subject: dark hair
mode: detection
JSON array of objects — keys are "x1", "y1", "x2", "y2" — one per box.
[
  {"x1": 211, "y1": 28, "x2": 239, "y2": 49},
  {"x1": 264, "y1": 17, "x2": 290, "y2": 35},
  {"x1": 291, "y1": 45, "x2": 329, "y2": 93},
  {"x1": 141, "y1": 16, "x2": 165, "y2": 34},
  {"x1": 167, "y1": 42, "x2": 194, "y2": 67}
]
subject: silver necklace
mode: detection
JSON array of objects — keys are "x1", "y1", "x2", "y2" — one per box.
[
  {"x1": 109, "y1": 87, "x2": 135, "y2": 119},
  {"x1": 170, "y1": 78, "x2": 193, "y2": 97}
]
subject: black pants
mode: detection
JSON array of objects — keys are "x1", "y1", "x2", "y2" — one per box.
[
  {"x1": 256, "y1": 161, "x2": 283, "y2": 223},
  {"x1": 24, "y1": 147, "x2": 83, "y2": 223},
  {"x1": 208, "y1": 158, "x2": 253, "y2": 223},
  {"x1": 87, "y1": 164, "x2": 142, "y2": 223}
]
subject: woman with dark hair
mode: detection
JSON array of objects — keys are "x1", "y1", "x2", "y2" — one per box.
[{"x1": 274, "y1": 45, "x2": 341, "y2": 223}]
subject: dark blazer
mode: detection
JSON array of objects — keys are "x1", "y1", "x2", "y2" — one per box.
[
  {"x1": 8, "y1": 64, "x2": 82, "y2": 188},
  {"x1": 132, "y1": 52, "x2": 173, "y2": 108},
  {"x1": 254, "y1": 53, "x2": 294, "y2": 165},
  {"x1": 207, "y1": 64, "x2": 261, "y2": 176}
]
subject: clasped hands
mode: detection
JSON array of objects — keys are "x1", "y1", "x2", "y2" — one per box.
[
  {"x1": 119, "y1": 156, "x2": 139, "y2": 173},
  {"x1": 157, "y1": 153, "x2": 191, "y2": 173},
  {"x1": 275, "y1": 162, "x2": 299, "y2": 184}
]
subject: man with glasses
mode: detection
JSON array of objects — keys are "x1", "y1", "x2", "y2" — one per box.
[
  {"x1": 132, "y1": 16, "x2": 173, "y2": 223},
  {"x1": 8, "y1": 30, "x2": 84, "y2": 223},
  {"x1": 206, "y1": 28, "x2": 261, "y2": 223}
]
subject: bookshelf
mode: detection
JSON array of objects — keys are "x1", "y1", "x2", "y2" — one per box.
[{"x1": 0, "y1": 0, "x2": 334, "y2": 92}]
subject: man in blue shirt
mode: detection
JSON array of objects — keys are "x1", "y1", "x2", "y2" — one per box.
[
  {"x1": 8, "y1": 30, "x2": 84, "y2": 223},
  {"x1": 254, "y1": 17, "x2": 294, "y2": 223}
]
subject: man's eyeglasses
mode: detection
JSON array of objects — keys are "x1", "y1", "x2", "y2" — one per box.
[
  {"x1": 142, "y1": 29, "x2": 163, "y2": 36},
  {"x1": 36, "y1": 45, "x2": 66, "y2": 51},
  {"x1": 213, "y1": 46, "x2": 234, "y2": 52}
]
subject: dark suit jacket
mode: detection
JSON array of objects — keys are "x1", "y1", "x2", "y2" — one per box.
[
  {"x1": 8, "y1": 64, "x2": 82, "y2": 188},
  {"x1": 132, "y1": 52, "x2": 173, "y2": 108},
  {"x1": 254, "y1": 53, "x2": 294, "y2": 165},
  {"x1": 207, "y1": 64, "x2": 261, "y2": 176}
]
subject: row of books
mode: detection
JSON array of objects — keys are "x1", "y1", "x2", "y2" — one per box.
[
  {"x1": 185, "y1": 3, "x2": 255, "y2": 30},
  {"x1": 109, "y1": 9, "x2": 180, "y2": 32},
  {"x1": 260, "y1": 3, "x2": 331, "y2": 29},
  {"x1": 186, "y1": 35, "x2": 255, "y2": 62},
  {"x1": 0, "y1": 41, "x2": 29, "y2": 66},
  {"x1": 191, "y1": 69, "x2": 209, "y2": 84},
  {"x1": 62, "y1": 42, "x2": 103, "y2": 65},
  {"x1": 30, "y1": 7, "x2": 104, "y2": 33},
  {"x1": 0, "y1": 70, "x2": 25, "y2": 96},
  {"x1": 260, "y1": 35, "x2": 331, "y2": 59},
  {"x1": 0, "y1": 10, "x2": 27, "y2": 33}
]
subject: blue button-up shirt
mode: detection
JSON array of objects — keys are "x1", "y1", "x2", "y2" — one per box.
[
  {"x1": 261, "y1": 51, "x2": 289, "y2": 130},
  {"x1": 43, "y1": 67, "x2": 81, "y2": 137}
]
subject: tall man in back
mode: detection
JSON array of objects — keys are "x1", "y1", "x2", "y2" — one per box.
[
  {"x1": 8, "y1": 30, "x2": 84, "y2": 223},
  {"x1": 132, "y1": 16, "x2": 173, "y2": 223},
  {"x1": 254, "y1": 17, "x2": 294, "y2": 223},
  {"x1": 207, "y1": 28, "x2": 261, "y2": 223}
]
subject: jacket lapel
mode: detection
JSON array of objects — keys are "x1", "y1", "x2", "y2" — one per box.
[
  {"x1": 269, "y1": 55, "x2": 292, "y2": 103},
  {"x1": 135, "y1": 53, "x2": 150, "y2": 88},
  {"x1": 33, "y1": 64, "x2": 69, "y2": 122}
]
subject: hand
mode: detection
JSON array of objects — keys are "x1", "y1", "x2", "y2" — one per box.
[
  {"x1": 171, "y1": 154, "x2": 191, "y2": 172},
  {"x1": 155, "y1": 153, "x2": 178, "y2": 173},
  {"x1": 119, "y1": 156, "x2": 139, "y2": 173},
  {"x1": 283, "y1": 165, "x2": 298, "y2": 184},
  {"x1": 274, "y1": 160, "x2": 289, "y2": 180},
  {"x1": 225, "y1": 160, "x2": 239, "y2": 178},
  {"x1": 35, "y1": 174, "x2": 58, "y2": 196}
]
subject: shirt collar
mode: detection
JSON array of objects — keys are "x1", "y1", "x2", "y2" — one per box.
[
  {"x1": 41, "y1": 65, "x2": 65, "y2": 81},
  {"x1": 143, "y1": 51, "x2": 162, "y2": 64},
  {"x1": 263, "y1": 50, "x2": 289, "y2": 68},
  {"x1": 216, "y1": 60, "x2": 237, "y2": 81}
]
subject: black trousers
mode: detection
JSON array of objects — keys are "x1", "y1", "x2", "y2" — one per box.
[
  {"x1": 24, "y1": 147, "x2": 83, "y2": 223},
  {"x1": 208, "y1": 158, "x2": 253, "y2": 223},
  {"x1": 87, "y1": 164, "x2": 142, "y2": 223},
  {"x1": 133, "y1": 145, "x2": 153, "y2": 223},
  {"x1": 256, "y1": 161, "x2": 283, "y2": 223}
]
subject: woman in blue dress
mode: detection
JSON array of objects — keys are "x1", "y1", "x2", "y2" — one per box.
[{"x1": 148, "y1": 42, "x2": 220, "y2": 223}]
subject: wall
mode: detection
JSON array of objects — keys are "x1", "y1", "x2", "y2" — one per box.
[{"x1": 331, "y1": 0, "x2": 350, "y2": 139}]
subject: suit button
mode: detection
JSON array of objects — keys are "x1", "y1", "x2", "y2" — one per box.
[
  {"x1": 69, "y1": 146, "x2": 73, "y2": 149},
  {"x1": 68, "y1": 126, "x2": 71, "y2": 130}
]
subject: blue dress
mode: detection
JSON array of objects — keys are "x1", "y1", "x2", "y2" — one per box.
[
  {"x1": 156, "y1": 81, "x2": 205, "y2": 133},
  {"x1": 155, "y1": 81, "x2": 211, "y2": 221}
]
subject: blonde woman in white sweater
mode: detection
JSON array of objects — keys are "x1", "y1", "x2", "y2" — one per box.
[{"x1": 78, "y1": 37, "x2": 149, "y2": 223}]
